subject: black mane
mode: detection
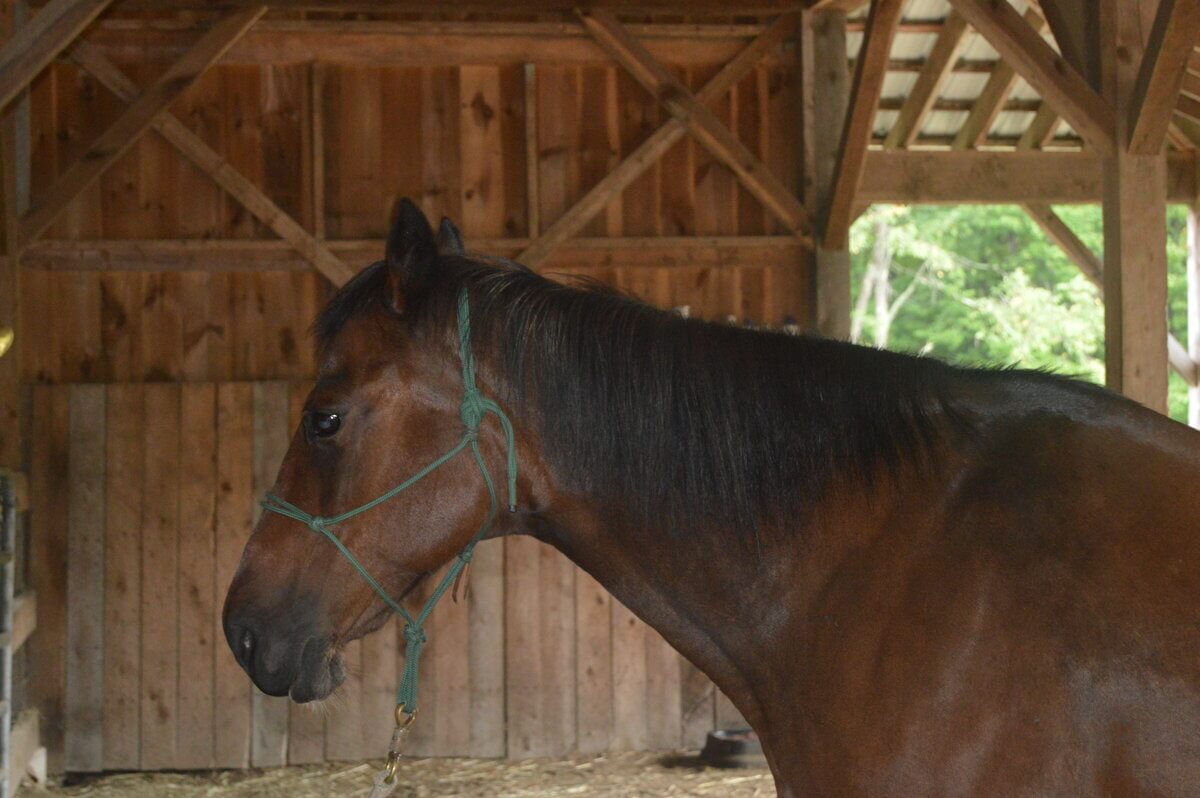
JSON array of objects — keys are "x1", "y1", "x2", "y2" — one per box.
[{"x1": 316, "y1": 256, "x2": 968, "y2": 545}]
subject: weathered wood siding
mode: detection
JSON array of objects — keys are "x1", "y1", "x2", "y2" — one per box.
[{"x1": 22, "y1": 58, "x2": 806, "y2": 383}]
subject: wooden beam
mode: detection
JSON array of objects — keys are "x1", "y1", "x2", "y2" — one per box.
[
  {"x1": 824, "y1": 0, "x2": 903, "y2": 248},
  {"x1": 56, "y1": 0, "x2": 816, "y2": 12},
  {"x1": 520, "y1": 13, "x2": 801, "y2": 266},
  {"x1": 578, "y1": 8, "x2": 811, "y2": 239},
  {"x1": 805, "y1": 8, "x2": 853, "y2": 338},
  {"x1": 857, "y1": 150, "x2": 1197, "y2": 205},
  {"x1": 808, "y1": 0, "x2": 868, "y2": 11},
  {"x1": 1024, "y1": 200, "x2": 1195, "y2": 385},
  {"x1": 81, "y1": 20, "x2": 795, "y2": 68},
  {"x1": 1016, "y1": 104, "x2": 1061, "y2": 150},
  {"x1": 22, "y1": 236, "x2": 808, "y2": 273},
  {"x1": 1101, "y1": 0, "x2": 1169, "y2": 413},
  {"x1": 883, "y1": 11, "x2": 970, "y2": 149},
  {"x1": 17, "y1": 6, "x2": 265, "y2": 248},
  {"x1": 1128, "y1": 0, "x2": 1200, "y2": 154},
  {"x1": 0, "y1": 0, "x2": 112, "y2": 111},
  {"x1": 953, "y1": 7, "x2": 1044, "y2": 150},
  {"x1": 947, "y1": 0, "x2": 1114, "y2": 154},
  {"x1": 69, "y1": 41, "x2": 354, "y2": 286}
]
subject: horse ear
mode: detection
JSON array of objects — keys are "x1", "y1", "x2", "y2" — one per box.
[
  {"x1": 385, "y1": 197, "x2": 438, "y2": 314},
  {"x1": 436, "y1": 217, "x2": 465, "y2": 255}
]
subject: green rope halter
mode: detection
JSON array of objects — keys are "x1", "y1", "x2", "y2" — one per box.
[{"x1": 260, "y1": 288, "x2": 517, "y2": 714}]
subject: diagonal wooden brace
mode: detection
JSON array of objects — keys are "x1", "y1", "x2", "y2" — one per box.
[
  {"x1": 519, "y1": 13, "x2": 799, "y2": 267},
  {"x1": 69, "y1": 41, "x2": 355, "y2": 286},
  {"x1": 578, "y1": 9, "x2": 812, "y2": 239},
  {"x1": 0, "y1": 0, "x2": 114, "y2": 113},
  {"x1": 18, "y1": 6, "x2": 266, "y2": 249}
]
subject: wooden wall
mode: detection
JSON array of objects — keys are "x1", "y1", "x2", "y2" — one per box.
[
  {"x1": 25, "y1": 44, "x2": 805, "y2": 771},
  {"x1": 21, "y1": 58, "x2": 807, "y2": 384},
  {"x1": 32, "y1": 376, "x2": 756, "y2": 770}
]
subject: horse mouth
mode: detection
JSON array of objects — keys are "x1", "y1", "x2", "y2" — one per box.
[{"x1": 289, "y1": 636, "x2": 345, "y2": 703}]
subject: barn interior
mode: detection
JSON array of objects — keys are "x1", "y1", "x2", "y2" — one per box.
[{"x1": 1, "y1": 0, "x2": 1199, "y2": 793}]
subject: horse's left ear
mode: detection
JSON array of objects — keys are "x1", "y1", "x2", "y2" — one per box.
[
  {"x1": 385, "y1": 197, "x2": 438, "y2": 314},
  {"x1": 436, "y1": 217, "x2": 465, "y2": 255}
]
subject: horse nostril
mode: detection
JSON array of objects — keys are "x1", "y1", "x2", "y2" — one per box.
[{"x1": 233, "y1": 626, "x2": 256, "y2": 672}]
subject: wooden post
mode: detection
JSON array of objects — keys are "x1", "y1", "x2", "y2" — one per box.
[
  {"x1": 1101, "y1": 0, "x2": 1169, "y2": 413},
  {"x1": 0, "y1": 0, "x2": 19, "y2": 473},
  {"x1": 805, "y1": 10, "x2": 851, "y2": 337},
  {"x1": 1188, "y1": 157, "x2": 1200, "y2": 427}
]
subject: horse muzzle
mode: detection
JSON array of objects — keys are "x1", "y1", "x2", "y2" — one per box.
[{"x1": 222, "y1": 596, "x2": 344, "y2": 702}]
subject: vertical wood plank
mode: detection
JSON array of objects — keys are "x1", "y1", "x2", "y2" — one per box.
[
  {"x1": 574, "y1": 569, "x2": 612, "y2": 754},
  {"x1": 103, "y1": 384, "x2": 143, "y2": 770},
  {"x1": 177, "y1": 383, "x2": 217, "y2": 769},
  {"x1": 419, "y1": 66, "x2": 462, "y2": 225},
  {"x1": 250, "y1": 381, "x2": 291, "y2": 765},
  {"x1": 324, "y1": 640, "x2": 364, "y2": 761},
  {"x1": 460, "y1": 65, "x2": 506, "y2": 238},
  {"x1": 30, "y1": 386, "x2": 70, "y2": 771},
  {"x1": 468, "y1": 538, "x2": 505, "y2": 757},
  {"x1": 140, "y1": 383, "x2": 180, "y2": 769},
  {"x1": 360, "y1": 618, "x2": 398, "y2": 759},
  {"x1": 311, "y1": 63, "x2": 326, "y2": 239},
  {"x1": 457, "y1": 62, "x2": 507, "y2": 759},
  {"x1": 378, "y1": 66, "x2": 423, "y2": 232},
  {"x1": 214, "y1": 383, "x2": 252, "y2": 768},
  {"x1": 503, "y1": 534, "x2": 541, "y2": 757},
  {"x1": 65, "y1": 384, "x2": 105, "y2": 772},
  {"x1": 523, "y1": 63, "x2": 539, "y2": 237},
  {"x1": 539, "y1": 543, "x2": 576, "y2": 757},
  {"x1": 609, "y1": 598, "x2": 647, "y2": 751}
]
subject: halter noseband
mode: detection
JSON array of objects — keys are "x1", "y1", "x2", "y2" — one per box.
[{"x1": 259, "y1": 288, "x2": 517, "y2": 787}]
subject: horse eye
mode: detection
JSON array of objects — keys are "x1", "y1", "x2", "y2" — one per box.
[{"x1": 308, "y1": 412, "x2": 342, "y2": 438}]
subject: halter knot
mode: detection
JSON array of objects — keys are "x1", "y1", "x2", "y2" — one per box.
[
  {"x1": 460, "y1": 388, "x2": 485, "y2": 436},
  {"x1": 309, "y1": 516, "x2": 331, "y2": 534},
  {"x1": 458, "y1": 548, "x2": 473, "y2": 564},
  {"x1": 402, "y1": 624, "x2": 427, "y2": 646}
]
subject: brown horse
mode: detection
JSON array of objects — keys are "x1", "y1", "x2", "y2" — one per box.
[{"x1": 223, "y1": 199, "x2": 1200, "y2": 796}]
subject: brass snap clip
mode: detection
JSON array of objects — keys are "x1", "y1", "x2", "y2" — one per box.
[{"x1": 382, "y1": 703, "x2": 417, "y2": 785}]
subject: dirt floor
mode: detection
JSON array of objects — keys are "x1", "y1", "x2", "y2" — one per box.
[{"x1": 17, "y1": 752, "x2": 775, "y2": 797}]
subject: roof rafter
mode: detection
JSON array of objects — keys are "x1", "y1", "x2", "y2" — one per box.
[
  {"x1": 947, "y1": 0, "x2": 1114, "y2": 154},
  {"x1": 952, "y1": 7, "x2": 1045, "y2": 150},
  {"x1": 883, "y1": 10, "x2": 970, "y2": 149},
  {"x1": 1128, "y1": 0, "x2": 1200, "y2": 154}
]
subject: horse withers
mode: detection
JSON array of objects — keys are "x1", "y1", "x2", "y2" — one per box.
[{"x1": 223, "y1": 198, "x2": 1200, "y2": 796}]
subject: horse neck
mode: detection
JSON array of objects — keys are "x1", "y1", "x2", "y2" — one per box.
[{"x1": 524, "y1": 452, "x2": 922, "y2": 749}]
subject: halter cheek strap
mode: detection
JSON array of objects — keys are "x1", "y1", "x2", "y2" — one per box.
[{"x1": 260, "y1": 288, "x2": 517, "y2": 746}]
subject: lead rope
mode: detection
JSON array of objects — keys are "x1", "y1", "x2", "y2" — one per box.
[{"x1": 259, "y1": 289, "x2": 517, "y2": 796}]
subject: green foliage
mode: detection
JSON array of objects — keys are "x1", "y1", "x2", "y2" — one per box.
[{"x1": 849, "y1": 204, "x2": 1194, "y2": 424}]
